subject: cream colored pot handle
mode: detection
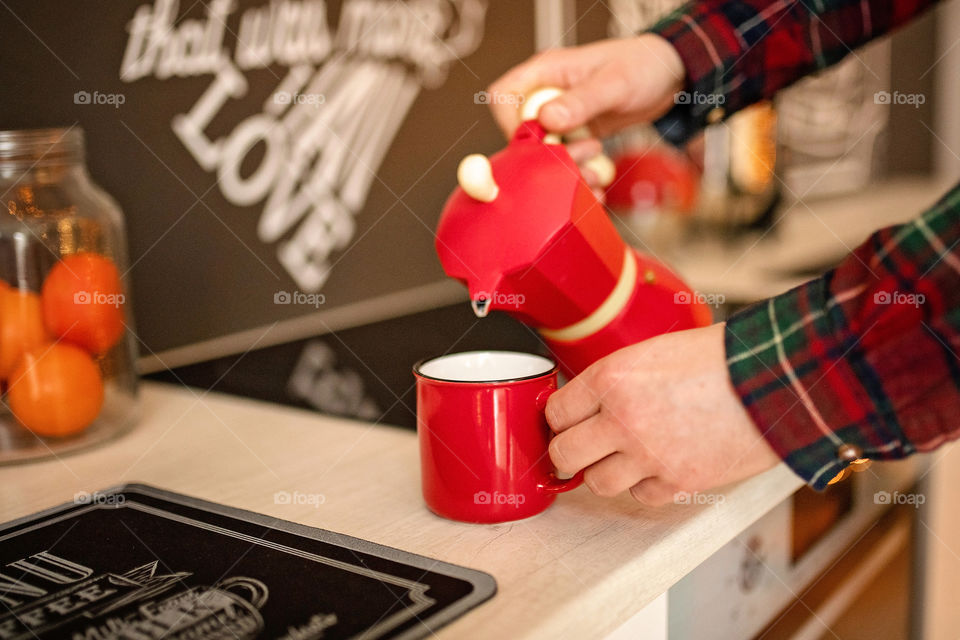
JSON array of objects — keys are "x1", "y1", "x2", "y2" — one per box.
[{"x1": 522, "y1": 87, "x2": 616, "y2": 187}]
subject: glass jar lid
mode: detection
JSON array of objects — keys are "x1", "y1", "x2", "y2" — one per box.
[{"x1": 0, "y1": 127, "x2": 84, "y2": 170}]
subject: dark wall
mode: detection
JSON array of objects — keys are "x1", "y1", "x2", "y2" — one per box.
[
  {"x1": 0, "y1": 0, "x2": 535, "y2": 356},
  {"x1": 148, "y1": 302, "x2": 547, "y2": 429}
]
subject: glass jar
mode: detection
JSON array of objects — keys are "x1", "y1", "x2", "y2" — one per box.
[{"x1": 0, "y1": 127, "x2": 138, "y2": 463}]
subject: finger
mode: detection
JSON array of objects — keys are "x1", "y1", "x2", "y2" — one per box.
[
  {"x1": 539, "y1": 66, "x2": 629, "y2": 133},
  {"x1": 488, "y1": 48, "x2": 593, "y2": 137},
  {"x1": 548, "y1": 413, "x2": 621, "y2": 475},
  {"x1": 545, "y1": 373, "x2": 601, "y2": 433},
  {"x1": 629, "y1": 477, "x2": 679, "y2": 507},
  {"x1": 488, "y1": 80, "x2": 526, "y2": 139},
  {"x1": 579, "y1": 166, "x2": 600, "y2": 190},
  {"x1": 565, "y1": 137, "x2": 603, "y2": 164},
  {"x1": 583, "y1": 452, "x2": 650, "y2": 497},
  {"x1": 588, "y1": 113, "x2": 655, "y2": 139},
  {"x1": 564, "y1": 139, "x2": 608, "y2": 188},
  {"x1": 487, "y1": 58, "x2": 560, "y2": 137}
]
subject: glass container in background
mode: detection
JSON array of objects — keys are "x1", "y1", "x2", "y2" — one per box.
[{"x1": 0, "y1": 127, "x2": 138, "y2": 463}]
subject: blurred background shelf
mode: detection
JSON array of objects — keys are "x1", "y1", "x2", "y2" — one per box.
[{"x1": 667, "y1": 176, "x2": 955, "y2": 304}]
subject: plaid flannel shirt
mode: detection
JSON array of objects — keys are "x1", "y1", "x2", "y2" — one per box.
[
  {"x1": 650, "y1": 0, "x2": 938, "y2": 145},
  {"x1": 649, "y1": 0, "x2": 960, "y2": 488}
]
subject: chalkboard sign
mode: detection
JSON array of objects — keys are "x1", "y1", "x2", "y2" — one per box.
[
  {"x1": 0, "y1": 484, "x2": 496, "y2": 639},
  {"x1": 0, "y1": 0, "x2": 537, "y2": 365}
]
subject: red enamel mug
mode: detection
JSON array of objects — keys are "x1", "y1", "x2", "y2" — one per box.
[{"x1": 414, "y1": 351, "x2": 583, "y2": 523}]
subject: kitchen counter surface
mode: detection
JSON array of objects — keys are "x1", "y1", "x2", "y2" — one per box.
[{"x1": 0, "y1": 382, "x2": 804, "y2": 639}]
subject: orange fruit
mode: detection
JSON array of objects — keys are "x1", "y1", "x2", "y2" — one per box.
[
  {"x1": 41, "y1": 253, "x2": 125, "y2": 354},
  {"x1": 7, "y1": 343, "x2": 104, "y2": 437},
  {"x1": 0, "y1": 289, "x2": 49, "y2": 379}
]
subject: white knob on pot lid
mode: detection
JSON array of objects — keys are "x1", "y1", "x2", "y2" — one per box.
[{"x1": 457, "y1": 154, "x2": 499, "y2": 203}]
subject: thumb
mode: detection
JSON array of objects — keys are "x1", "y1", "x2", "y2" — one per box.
[{"x1": 538, "y1": 67, "x2": 628, "y2": 133}]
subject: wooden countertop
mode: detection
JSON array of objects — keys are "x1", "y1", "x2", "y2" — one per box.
[{"x1": 0, "y1": 382, "x2": 804, "y2": 639}]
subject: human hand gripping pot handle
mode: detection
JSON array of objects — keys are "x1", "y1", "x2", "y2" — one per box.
[
  {"x1": 488, "y1": 34, "x2": 686, "y2": 186},
  {"x1": 545, "y1": 324, "x2": 781, "y2": 506}
]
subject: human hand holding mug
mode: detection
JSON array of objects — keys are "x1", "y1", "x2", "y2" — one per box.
[{"x1": 545, "y1": 324, "x2": 780, "y2": 506}]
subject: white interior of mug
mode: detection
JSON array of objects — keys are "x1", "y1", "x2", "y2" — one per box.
[{"x1": 417, "y1": 351, "x2": 555, "y2": 383}]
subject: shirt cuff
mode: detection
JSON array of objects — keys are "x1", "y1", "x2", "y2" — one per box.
[{"x1": 723, "y1": 277, "x2": 911, "y2": 489}]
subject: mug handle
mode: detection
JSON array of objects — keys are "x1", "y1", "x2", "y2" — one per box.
[
  {"x1": 536, "y1": 388, "x2": 585, "y2": 495},
  {"x1": 539, "y1": 469, "x2": 585, "y2": 494}
]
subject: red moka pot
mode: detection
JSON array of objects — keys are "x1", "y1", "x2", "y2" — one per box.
[{"x1": 435, "y1": 116, "x2": 711, "y2": 378}]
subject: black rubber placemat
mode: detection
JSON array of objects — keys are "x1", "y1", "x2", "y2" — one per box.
[{"x1": 0, "y1": 484, "x2": 496, "y2": 639}]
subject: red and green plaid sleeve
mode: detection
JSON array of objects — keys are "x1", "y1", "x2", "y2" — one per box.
[
  {"x1": 648, "y1": 0, "x2": 939, "y2": 145},
  {"x1": 725, "y1": 183, "x2": 960, "y2": 488}
]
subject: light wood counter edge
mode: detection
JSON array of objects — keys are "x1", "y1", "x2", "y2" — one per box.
[{"x1": 0, "y1": 382, "x2": 804, "y2": 640}]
